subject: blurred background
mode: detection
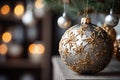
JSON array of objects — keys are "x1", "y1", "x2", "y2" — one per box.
[{"x1": 0, "y1": 0, "x2": 120, "y2": 80}]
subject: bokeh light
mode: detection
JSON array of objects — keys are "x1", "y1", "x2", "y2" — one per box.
[
  {"x1": 20, "y1": 73, "x2": 34, "y2": 80},
  {"x1": 28, "y1": 43, "x2": 45, "y2": 54},
  {"x1": 14, "y1": 4, "x2": 24, "y2": 17},
  {"x1": 35, "y1": 0, "x2": 44, "y2": 9},
  {"x1": 0, "y1": 44, "x2": 8, "y2": 55},
  {"x1": 2, "y1": 32, "x2": 12, "y2": 43},
  {"x1": 1, "y1": 4, "x2": 10, "y2": 15},
  {"x1": 8, "y1": 43, "x2": 23, "y2": 57}
]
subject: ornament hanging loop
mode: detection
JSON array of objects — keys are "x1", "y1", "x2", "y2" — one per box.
[
  {"x1": 81, "y1": 0, "x2": 91, "y2": 24},
  {"x1": 81, "y1": 17, "x2": 91, "y2": 24},
  {"x1": 83, "y1": 0, "x2": 89, "y2": 17}
]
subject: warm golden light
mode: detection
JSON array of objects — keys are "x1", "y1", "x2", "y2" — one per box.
[
  {"x1": 35, "y1": 0, "x2": 44, "y2": 9},
  {"x1": 29, "y1": 43, "x2": 45, "y2": 54},
  {"x1": 2, "y1": 32, "x2": 12, "y2": 43},
  {"x1": 37, "y1": 44, "x2": 45, "y2": 54},
  {"x1": 0, "y1": 44, "x2": 8, "y2": 55},
  {"x1": 14, "y1": 4, "x2": 24, "y2": 16},
  {"x1": 1, "y1": 4, "x2": 10, "y2": 15},
  {"x1": 29, "y1": 43, "x2": 36, "y2": 54}
]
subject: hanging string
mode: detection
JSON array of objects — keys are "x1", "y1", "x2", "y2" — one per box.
[
  {"x1": 63, "y1": 0, "x2": 69, "y2": 15},
  {"x1": 71, "y1": 0, "x2": 80, "y2": 15},
  {"x1": 86, "y1": 0, "x2": 89, "y2": 17},
  {"x1": 63, "y1": 0, "x2": 66, "y2": 13},
  {"x1": 110, "y1": 0, "x2": 115, "y2": 14},
  {"x1": 83, "y1": 0, "x2": 85, "y2": 17},
  {"x1": 83, "y1": 0, "x2": 89, "y2": 17},
  {"x1": 112, "y1": 0, "x2": 115, "y2": 10}
]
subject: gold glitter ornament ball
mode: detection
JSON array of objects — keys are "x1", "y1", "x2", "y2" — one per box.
[
  {"x1": 59, "y1": 17, "x2": 114, "y2": 74},
  {"x1": 101, "y1": 23, "x2": 116, "y2": 43},
  {"x1": 114, "y1": 40, "x2": 120, "y2": 61}
]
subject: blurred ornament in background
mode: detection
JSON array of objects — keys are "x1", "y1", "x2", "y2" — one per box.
[
  {"x1": 20, "y1": 73, "x2": 34, "y2": 80},
  {"x1": 105, "y1": 9, "x2": 119, "y2": 27},
  {"x1": 114, "y1": 20, "x2": 120, "y2": 39},
  {"x1": 0, "y1": 43, "x2": 8, "y2": 55},
  {"x1": 0, "y1": 75, "x2": 7, "y2": 80},
  {"x1": 114, "y1": 39, "x2": 120, "y2": 61},
  {"x1": 1, "y1": 4, "x2": 10, "y2": 15},
  {"x1": 2, "y1": 32, "x2": 12, "y2": 43},
  {"x1": 14, "y1": 3, "x2": 24, "y2": 18},
  {"x1": 12, "y1": 25, "x2": 24, "y2": 43},
  {"x1": 57, "y1": 12, "x2": 71, "y2": 29},
  {"x1": 0, "y1": 43, "x2": 8, "y2": 61},
  {"x1": 8, "y1": 42, "x2": 23, "y2": 58},
  {"x1": 28, "y1": 41, "x2": 45, "y2": 63},
  {"x1": 57, "y1": 0, "x2": 71, "y2": 29},
  {"x1": 22, "y1": 2, "x2": 35, "y2": 27},
  {"x1": 34, "y1": 0, "x2": 46, "y2": 18},
  {"x1": 28, "y1": 42, "x2": 45, "y2": 55},
  {"x1": 101, "y1": 23, "x2": 116, "y2": 43},
  {"x1": 26, "y1": 27, "x2": 37, "y2": 41}
]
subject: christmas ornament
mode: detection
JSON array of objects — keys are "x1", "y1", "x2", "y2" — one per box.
[
  {"x1": 114, "y1": 40, "x2": 120, "y2": 61},
  {"x1": 57, "y1": 0, "x2": 71, "y2": 29},
  {"x1": 8, "y1": 42, "x2": 23, "y2": 58},
  {"x1": 27, "y1": 27, "x2": 38, "y2": 41},
  {"x1": 57, "y1": 12, "x2": 71, "y2": 29},
  {"x1": 34, "y1": 0, "x2": 45, "y2": 18},
  {"x1": 101, "y1": 23, "x2": 116, "y2": 43},
  {"x1": 105, "y1": 9, "x2": 119, "y2": 27},
  {"x1": 20, "y1": 73, "x2": 34, "y2": 80},
  {"x1": 22, "y1": 2, "x2": 35, "y2": 27},
  {"x1": 13, "y1": 25, "x2": 24, "y2": 43},
  {"x1": 28, "y1": 41, "x2": 45, "y2": 63},
  {"x1": 59, "y1": 17, "x2": 113, "y2": 74}
]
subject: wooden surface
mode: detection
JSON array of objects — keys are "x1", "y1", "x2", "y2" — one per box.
[{"x1": 52, "y1": 56, "x2": 120, "y2": 80}]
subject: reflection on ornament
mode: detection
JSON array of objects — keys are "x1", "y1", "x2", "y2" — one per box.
[
  {"x1": 34, "y1": 0, "x2": 45, "y2": 18},
  {"x1": 0, "y1": 44, "x2": 8, "y2": 55},
  {"x1": 1, "y1": 4, "x2": 10, "y2": 15},
  {"x1": 28, "y1": 42, "x2": 45, "y2": 63},
  {"x1": 59, "y1": 17, "x2": 113, "y2": 74},
  {"x1": 2, "y1": 32, "x2": 12, "y2": 43},
  {"x1": 57, "y1": 13, "x2": 71, "y2": 29},
  {"x1": 102, "y1": 23, "x2": 116, "y2": 43},
  {"x1": 8, "y1": 43, "x2": 23, "y2": 58},
  {"x1": 14, "y1": 3, "x2": 24, "y2": 17},
  {"x1": 105, "y1": 9, "x2": 119, "y2": 27}
]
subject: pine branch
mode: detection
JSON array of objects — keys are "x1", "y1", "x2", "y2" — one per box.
[{"x1": 44, "y1": 0, "x2": 120, "y2": 15}]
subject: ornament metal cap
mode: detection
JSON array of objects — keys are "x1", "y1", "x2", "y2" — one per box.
[
  {"x1": 110, "y1": 9, "x2": 113, "y2": 14},
  {"x1": 62, "y1": 12, "x2": 66, "y2": 17},
  {"x1": 81, "y1": 17, "x2": 91, "y2": 24}
]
